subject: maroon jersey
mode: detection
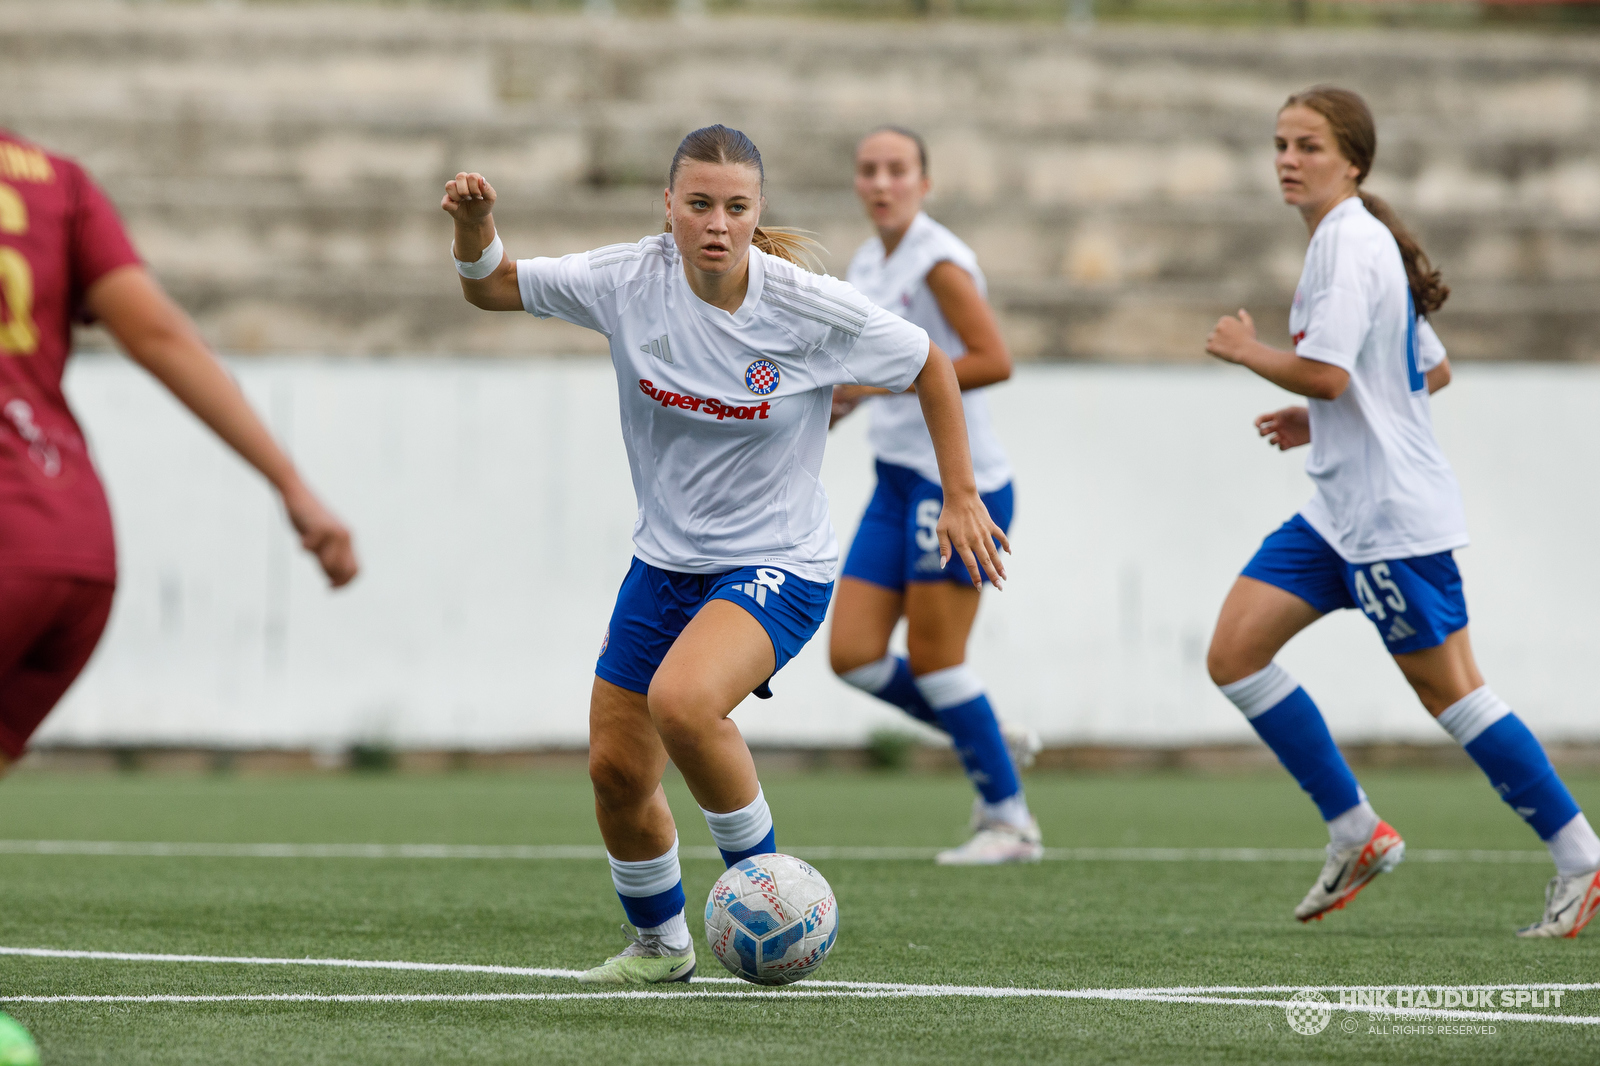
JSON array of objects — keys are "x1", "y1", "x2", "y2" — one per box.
[{"x1": 0, "y1": 130, "x2": 141, "y2": 582}]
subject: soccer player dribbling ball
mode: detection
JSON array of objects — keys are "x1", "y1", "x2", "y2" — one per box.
[
  {"x1": 444, "y1": 124, "x2": 1008, "y2": 984},
  {"x1": 828, "y1": 127, "x2": 1041, "y2": 865},
  {"x1": 1204, "y1": 87, "x2": 1600, "y2": 936},
  {"x1": 0, "y1": 128, "x2": 359, "y2": 1060}
]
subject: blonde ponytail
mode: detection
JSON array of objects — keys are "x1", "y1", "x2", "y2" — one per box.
[{"x1": 753, "y1": 226, "x2": 826, "y2": 273}]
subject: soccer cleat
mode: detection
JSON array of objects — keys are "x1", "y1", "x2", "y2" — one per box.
[
  {"x1": 1516, "y1": 868, "x2": 1600, "y2": 939},
  {"x1": 1294, "y1": 820, "x2": 1406, "y2": 922},
  {"x1": 937, "y1": 816, "x2": 1044, "y2": 866},
  {"x1": 0, "y1": 1012, "x2": 39, "y2": 1066},
  {"x1": 575, "y1": 925, "x2": 696, "y2": 985}
]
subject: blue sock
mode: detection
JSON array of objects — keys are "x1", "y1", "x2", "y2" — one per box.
[
  {"x1": 840, "y1": 654, "x2": 945, "y2": 731},
  {"x1": 1220, "y1": 663, "x2": 1361, "y2": 821},
  {"x1": 915, "y1": 665, "x2": 1021, "y2": 803},
  {"x1": 1438, "y1": 688, "x2": 1580, "y2": 841},
  {"x1": 702, "y1": 788, "x2": 778, "y2": 867},
  {"x1": 609, "y1": 840, "x2": 687, "y2": 931}
]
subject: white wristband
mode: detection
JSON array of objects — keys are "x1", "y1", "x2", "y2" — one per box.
[{"x1": 454, "y1": 234, "x2": 504, "y2": 280}]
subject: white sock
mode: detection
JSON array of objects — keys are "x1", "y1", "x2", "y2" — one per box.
[
  {"x1": 1547, "y1": 813, "x2": 1600, "y2": 878},
  {"x1": 1217, "y1": 662, "x2": 1300, "y2": 719},
  {"x1": 840, "y1": 655, "x2": 896, "y2": 694},
  {"x1": 982, "y1": 793, "x2": 1032, "y2": 831},
  {"x1": 1435, "y1": 686, "x2": 1511, "y2": 745},
  {"x1": 701, "y1": 787, "x2": 774, "y2": 855},
  {"x1": 1327, "y1": 800, "x2": 1380, "y2": 851},
  {"x1": 638, "y1": 910, "x2": 690, "y2": 951}
]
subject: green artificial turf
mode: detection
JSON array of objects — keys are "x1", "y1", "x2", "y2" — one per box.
[{"x1": 1, "y1": 768, "x2": 1596, "y2": 1064}]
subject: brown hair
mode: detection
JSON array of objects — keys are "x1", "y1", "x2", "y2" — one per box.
[
  {"x1": 665, "y1": 124, "x2": 825, "y2": 272},
  {"x1": 1282, "y1": 86, "x2": 1448, "y2": 316},
  {"x1": 862, "y1": 125, "x2": 929, "y2": 177}
]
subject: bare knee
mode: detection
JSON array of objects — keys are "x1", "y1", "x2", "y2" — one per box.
[
  {"x1": 646, "y1": 680, "x2": 717, "y2": 752},
  {"x1": 1206, "y1": 633, "x2": 1266, "y2": 689},
  {"x1": 829, "y1": 625, "x2": 891, "y2": 677},
  {"x1": 588, "y1": 749, "x2": 656, "y2": 812},
  {"x1": 905, "y1": 626, "x2": 965, "y2": 677}
]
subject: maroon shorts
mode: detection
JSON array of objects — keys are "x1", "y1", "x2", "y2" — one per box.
[{"x1": 0, "y1": 574, "x2": 115, "y2": 761}]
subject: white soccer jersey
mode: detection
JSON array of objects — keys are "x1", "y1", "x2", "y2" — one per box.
[
  {"x1": 1290, "y1": 196, "x2": 1467, "y2": 564},
  {"x1": 517, "y1": 234, "x2": 930, "y2": 582},
  {"x1": 846, "y1": 212, "x2": 1013, "y2": 494}
]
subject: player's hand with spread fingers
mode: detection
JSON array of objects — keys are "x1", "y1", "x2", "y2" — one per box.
[
  {"x1": 937, "y1": 489, "x2": 1010, "y2": 591},
  {"x1": 1255, "y1": 405, "x2": 1311, "y2": 451}
]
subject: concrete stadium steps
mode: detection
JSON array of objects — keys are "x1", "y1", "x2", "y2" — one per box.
[{"x1": 2, "y1": 3, "x2": 1598, "y2": 357}]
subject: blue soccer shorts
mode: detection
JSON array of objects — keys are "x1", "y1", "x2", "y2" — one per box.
[
  {"x1": 1241, "y1": 514, "x2": 1468, "y2": 655},
  {"x1": 596, "y1": 557, "x2": 833, "y2": 697},
  {"x1": 841, "y1": 460, "x2": 1015, "y2": 592}
]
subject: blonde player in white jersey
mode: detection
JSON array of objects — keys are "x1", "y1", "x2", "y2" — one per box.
[
  {"x1": 444, "y1": 125, "x2": 1008, "y2": 984},
  {"x1": 828, "y1": 127, "x2": 1041, "y2": 865},
  {"x1": 1205, "y1": 87, "x2": 1600, "y2": 937}
]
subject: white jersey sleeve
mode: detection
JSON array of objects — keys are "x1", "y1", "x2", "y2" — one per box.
[
  {"x1": 1292, "y1": 231, "x2": 1374, "y2": 373},
  {"x1": 837, "y1": 304, "x2": 929, "y2": 392},
  {"x1": 1415, "y1": 317, "x2": 1447, "y2": 373},
  {"x1": 516, "y1": 240, "x2": 664, "y2": 336},
  {"x1": 765, "y1": 269, "x2": 929, "y2": 392}
]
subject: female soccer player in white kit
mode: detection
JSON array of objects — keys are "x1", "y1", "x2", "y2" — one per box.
[
  {"x1": 444, "y1": 125, "x2": 1008, "y2": 983},
  {"x1": 829, "y1": 127, "x2": 1041, "y2": 865},
  {"x1": 1205, "y1": 87, "x2": 1600, "y2": 937}
]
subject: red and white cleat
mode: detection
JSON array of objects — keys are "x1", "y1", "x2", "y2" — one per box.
[
  {"x1": 1294, "y1": 820, "x2": 1406, "y2": 923},
  {"x1": 1517, "y1": 868, "x2": 1600, "y2": 940}
]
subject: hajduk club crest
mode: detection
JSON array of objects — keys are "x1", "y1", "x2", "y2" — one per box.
[{"x1": 744, "y1": 359, "x2": 780, "y2": 396}]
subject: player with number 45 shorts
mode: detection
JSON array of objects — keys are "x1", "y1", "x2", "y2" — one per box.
[{"x1": 1204, "y1": 88, "x2": 1600, "y2": 938}]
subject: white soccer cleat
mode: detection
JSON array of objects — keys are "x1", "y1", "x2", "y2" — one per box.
[
  {"x1": 1294, "y1": 820, "x2": 1405, "y2": 922},
  {"x1": 937, "y1": 817, "x2": 1044, "y2": 866},
  {"x1": 1516, "y1": 868, "x2": 1600, "y2": 939}
]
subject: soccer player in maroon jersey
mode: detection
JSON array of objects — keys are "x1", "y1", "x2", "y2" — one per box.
[{"x1": 0, "y1": 129, "x2": 359, "y2": 779}]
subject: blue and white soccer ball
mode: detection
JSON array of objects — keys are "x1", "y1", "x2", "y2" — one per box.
[{"x1": 704, "y1": 853, "x2": 838, "y2": 985}]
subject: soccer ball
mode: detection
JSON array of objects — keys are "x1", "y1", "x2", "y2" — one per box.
[{"x1": 704, "y1": 853, "x2": 838, "y2": 985}]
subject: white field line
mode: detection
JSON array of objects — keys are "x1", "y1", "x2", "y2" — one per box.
[
  {"x1": 1, "y1": 989, "x2": 1597, "y2": 1027},
  {"x1": 0, "y1": 946, "x2": 584, "y2": 980},
  {"x1": 3, "y1": 946, "x2": 1598, "y2": 1026},
  {"x1": 0, "y1": 840, "x2": 1551, "y2": 863}
]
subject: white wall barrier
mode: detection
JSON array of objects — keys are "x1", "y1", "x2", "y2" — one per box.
[{"x1": 38, "y1": 358, "x2": 1600, "y2": 750}]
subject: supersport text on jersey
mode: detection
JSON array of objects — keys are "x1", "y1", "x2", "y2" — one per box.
[
  {"x1": 847, "y1": 212, "x2": 1012, "y2": 495},
  {"x1": 517, "y1": 233, "x2": 928, "y2": 583}
]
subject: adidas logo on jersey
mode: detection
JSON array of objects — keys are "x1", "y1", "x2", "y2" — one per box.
[
  {"x1": 640, "y1": 334, "x2": 673, "y2": 364},
  {"x1": 638, "y1": 379, "x2": 771, "y2": 421}
]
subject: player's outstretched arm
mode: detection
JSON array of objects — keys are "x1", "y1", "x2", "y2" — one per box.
[
  {"x1": 914, "y1": 342, "x2": 1010, "y2": 590},
  {"x1": 84, "y1": 267, "x2": 360, "y2": 588},
  {"x1": 1206, "y1": 309, "x2": 1350, "y2": 401},
  {"x1": 443, "y1": 172, "x2": 521, "y2": 312}
]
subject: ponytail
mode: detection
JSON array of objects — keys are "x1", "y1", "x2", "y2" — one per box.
[
  {"x1": 753, "y1": 226, "x2": 826, "y2": 272},
  {"x1": 665, "y1": 124, "x2": 828, "y2": 274},
  {"x1": 1358, "y1": 190, "x2": 1449, "y2": 316},
  {"x1": 1284, "y1": 86, "x2": 1449, "y2": 316}
]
